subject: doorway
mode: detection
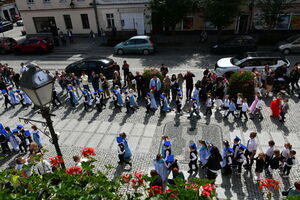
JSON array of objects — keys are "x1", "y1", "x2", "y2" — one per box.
[{"x1": 236, "y1": 15, "x2": 249, "y2": 34}]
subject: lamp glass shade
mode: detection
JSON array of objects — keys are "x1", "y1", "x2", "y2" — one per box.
[{"x1": 23, "y1": 82, "x2": 54, "y2": 107}]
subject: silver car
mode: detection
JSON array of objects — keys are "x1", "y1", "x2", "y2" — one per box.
[{"x1": 277, "y1": 34, "x2": 300, "y2": 55}]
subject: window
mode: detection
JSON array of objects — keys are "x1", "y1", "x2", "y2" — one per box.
[
  {"x1": 106, "y1": 14, "x2": 115, "y2": 28},
  {"x1": 27, "y1": 0, "x2": 34, "y2": 3},
  {"x1": 240, "y1": 60, "x2": 261, "y2": 67},
  {"x1": 135, "y1": 39, "x2": 147, "y2": 44},
  {"x1": 260, "y1": 59, "x2": 277, "y2": 66},
  {"x1": 33, "y1": 17, "x2": 56, "y2": 33},
  {"x1": 125, "y1": 39, "x2": 136, "y2": 45},
  {"x1": 80, "y1": 14, "x2": 90, "y2": 29},
  {"x1": 43, "y1": 0, "x2": 51, "y2": 3},
  {"x1": 63, "y1": 15, "x2": 72, "y2": 29}
]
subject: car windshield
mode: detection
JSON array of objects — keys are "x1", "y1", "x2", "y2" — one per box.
[
  {"x1": 99, "y1": 59, "x2": 110, "y2": 64},
  {"x1": 285, "y1": 35, "x2": 300, "y2": 43},
  {"x1": 230, "y1": 54, "x2": 247, "y2": 65}
]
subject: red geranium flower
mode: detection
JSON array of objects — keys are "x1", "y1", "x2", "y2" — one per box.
[
  {"x1": 201, "y1": 190, "x2": 211, "y2": 197},
  {"x1": 49, "y1": 156, "x2": 64, "y2": 167},
  {"x1": 134, "y1": 171, "x2": 143, "y2": 179},
  {"x1": 65, "y1": 166, "x2": 83, "y2": 175},
  {"x1": 81, "y1": 148, "x2": 96, "y2": 157},
  {"x1": 121, "y1": 174, "x2": 132, "y2": 183}
]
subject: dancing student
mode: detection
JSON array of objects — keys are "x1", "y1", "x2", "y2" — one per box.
[
  {"x1": 254, "y1": 152, "x2": 265, "y2": 181},
  {"x1": 283, "y1": 150, "x2": 297, "y2": 178},
  {"x1": 188, "y1": 143, "x2": 198, "y2": 173}
]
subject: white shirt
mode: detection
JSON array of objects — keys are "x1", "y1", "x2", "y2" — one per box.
[
  {"x1": 265, "y1": 146, "x2": 275, "y2": 157},
  {"x1": 256, "y1": 100, "x2": 264, "y2": 109},
  {"x1": 81, "y1": 75, "x2": 89, "y2": 85},
  {"x1": 192, "y1": 88, "x2": 199, "y2": 98},
  {"x1": 247, "y1": 138, "x2": 257, "y2": 152},
  {"x1": 241, "y1": 102, "x2": 249, "y2": 112},
  {"x1": 281, "y1": 147, "x2": 290, "y2": 158},
  {"x1": 206, "y1": 98, "x2": 212, "y2": 107},
  {"x1": 237, "y1": 98, "x2": 243, "y2": 106},
  {"x1": 224, "y1": 99, "x2": 230, "y2": 107},
  {"x1": 20, "y1": 66, "x2": 28, "y2": 74}
]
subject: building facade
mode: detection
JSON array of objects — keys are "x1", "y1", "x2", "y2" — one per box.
[
  {"x1": 0, "y1": 0, "x2": 19, "y2": 22},
  {"x1": 15, "y1": 0, "x2": 151, "y2": 36}
]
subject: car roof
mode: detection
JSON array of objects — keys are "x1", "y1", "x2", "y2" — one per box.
[
  {"x1": 245, "y1": 52, "x2": 284, "y2": 59},
  {"x1": 129, "y1": 35, "x2": 150, "y2": 40},
  {"x1": 82, "y1": 57, "x2": 113, "y2": 62}
]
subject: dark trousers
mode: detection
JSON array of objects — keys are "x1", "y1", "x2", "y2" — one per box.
[
  {"x1": 239, "y1": 111, "x2": 248, "y2": 119},
  {"x1": 237, "y1": 162, "x2": 243, "y2": 173},
  {"x1": 176, "y1": 104, "x2": 182, "y2": 113},
  {"x1": 186, "y1": 86, "x2": 193, "y2": 100},
  {"x1": 283, "y1": 165, "x2": 292, "y2": 175},
  {"x1": 96, "y1": 103, "x2": 102, "y2": 112},
  {"x1": 280, "y1": 112, "x2": 286, "y2": 121},
  {"x1": 207, "y1": 169, "x2": 217, "y2": 180},
  {"x1": 225, "y1": 111, "x2": 237, "y2": 118},
  {"x1": 19, "y1": 141, "x2": 27, "y2": 153},
  {"x1": 189, "y1": 160, "x2": 198, "y2": 171},
  {"x1": 137, "y1": 87, "x2": 143, "y2": 98},
  {"x1": 84, "y1": 103, "x2": 91, "y2": 110},
  {"x1": 1, "y1": 142, "x2": 10, "y2": 153},
  {"x1": 118, "y1": 154, "x2": 131, "y2": 165},
  {"x1": 245, "y1": 150, "x2": 255, "y2": 167},
  {"x1": 5, "y1": 100, "x2": 14, "y2": 109},
  {"x1": 205, "y1": 107, "x2": 212, "y2": 115}
]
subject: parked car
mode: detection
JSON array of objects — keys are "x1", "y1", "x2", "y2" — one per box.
[
  {"x1": 276, "y1": 34, "x2": 300, "y2": 55},
  {"x1": 0, "y1": 21, "x2": 13, "y2": 33},
  {"x1": 114, "y1": 35, "x2": 156, "y2": 55},
  {"x1": 16, "y1": 19, "x2": 23, "y2": 26},
  {"x1": 65, "y1": 57, "x2": 117, "y2": 79},
  {"x1": 215, "y1": 52, "x2": 290, "y2": 77},
  {"x1": 14, "y1": 37, "x2": 54, "y2": 54},
  {"x1": 211, "y1": 35, "x2": 257, "y2": 54},
  {"x1": 0, "y1": 37, "x2": 17, "y2": 54}
]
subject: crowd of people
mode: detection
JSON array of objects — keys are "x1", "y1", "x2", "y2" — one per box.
[{"x1": 1, "y1": 61, "x2": 299, "y2": 123}]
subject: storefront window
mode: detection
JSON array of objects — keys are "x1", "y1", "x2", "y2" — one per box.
[
  {"x1": 290, "y1": 14, "x2": 300, "y2": 29},
  {"x1": 33, "y1": 17, "x2": 55, "y2": 33},
  {"x1": 276, "y1": 15, "x2": 290, "y2": 29}
]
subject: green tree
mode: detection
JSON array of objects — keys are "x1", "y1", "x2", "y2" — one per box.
[
  {"x1": 149, "y1": 0, "x2": 197, "y2": 34},
  {"x1": 257, "y1": 0, "x2": 296, "y2": 29},
  {"x1": 200, "y1": 0, "x2": 243, "y2": 38}
]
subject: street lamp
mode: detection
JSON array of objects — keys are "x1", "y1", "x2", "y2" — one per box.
[{"x1": 19, "y1": 65, "x2": 66, "y2": 169}]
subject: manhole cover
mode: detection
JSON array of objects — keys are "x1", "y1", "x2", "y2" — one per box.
[{"x1": 163, "y1": 122, "x2": 223, "y2": 162}]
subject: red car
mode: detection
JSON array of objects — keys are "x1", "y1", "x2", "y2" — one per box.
[{"x1": 14, "y1": 37, "x2": 54, "y2": 54}]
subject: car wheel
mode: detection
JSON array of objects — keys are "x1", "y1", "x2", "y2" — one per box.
[
  {"x1": 224, "y1": 71, "x2": 234, "y2": 79},
  {"x1": 0, "y1": 48, "x2": 6, "y2": 54},
  {"x1": 143, "y1": 49, "x2": 150, "y2": 55},
  {"x1": 283, "y1": 49, "x2": 291, "y2": 55},
  {"x1": 117, "y1": 49, "x2": 124, "y2": 55}
]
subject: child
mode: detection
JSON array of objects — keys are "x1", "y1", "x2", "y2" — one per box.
[
  {"x1": 116, "y1": 136, "x2": 132, "y2": 166},
  {"x1": 239, "y1": 98, "x2": 249, "y2": 120},
  {"x1": 162, "y1": 140, "x2": 172, "y2": 159},
  {"x1": 232, "y1": 136, "x2": 241, "y2": 168},
  {"x1": 283, "y1": 150, "x2": 297, "y2": 177},
  {"x1": 222, "y1": 147, "x2": 233, "y2": 175},
  {"x1": 16, "y1": 124, "x2": 32, "y2": 145},
  {"x1": 234, "y1": 144, "x2": 246, "y2": 174},
  {"x1": 52, "y1": 89, "x2": 61, "y2": 108},
  {"x1": 129, "y1": 89, "x2": 138, "y2": 110},
  {"x1": 13, "y1": 129, "x2": 27, "y2": 153},
  {"x1": 224, "y1": 98, "x2": 237, "y2": 119},
  {"x1": 2, "y1": 90, "x2": 14, "y2": 109},
  {"x1": 8, "y1": 87, "x2": 19, "y2": 105},
  {"x1": 188, "y1": 97, "x2": 201, "y2": 119},
  {"x1": 254, "y1": 152, "x2": 265, "y2": 181},
  {"x1": 265, "y1": 140, "x2": 275, "y2": 169},
  {"x1": 124, "y1": 91, "x2": 132, "y2": 113},
  {"x1": 198, "y1": 140, "x2": 209, "y2": 166},
  {"x1": 73, "y1": 155, "x2": 83, "y2": 167},
  {"x1": 188, "y1": 143, "x2": 198, "y2": 173},
  {"x1": 280, "y1": 143, "x2": 292, "y2": 168},
  {"x1": 205, "y1": 94, "x2": 213, "y2": 116},
  {"x1": 115, "y1": 86, "x2": 124, "y2": 107},
  {"x1": 98, "y1": 89, "x2": 106, "y2": 109},
  {"x1": 160, "y1": 93, "x2": 171, "y2": 113},
  {"x1": 82, "y1": 90, "x2": 92, "y2": 111},
  {"x1": 22, "y1": 91, "x2": 32, "y2": 107},
  {"x1": 94, "y1": 92, "x2": 102, "y2": 112},
  {"x1": 149, "y1": 90, "x2": 158, "y2": 112},
  {"x1": 145, "y1": 93, "x2": 152, "y2": 114},
  {"x1": 67, "y1": 86, "x2": 78, "y2": 107},
  {"x1": 280, "y1": 99, "x2": 289, "y2": 122},
  {"x1": 175, "y1": 92, "x2": 183, "y2": 113},
  {"x1": 16, "y1": 89, "x2": 25, "y2": 107},
  {"x1": 223, "y1": 95, "x2": 230, "y2": 115},
  {"x1": 250, "y1": 96, "x2": 264, "y2": 119},
  {"x1": 268, "y1": 149, "x2": 281, "y2": 175},
  {"x1": 236, "y1": 93, "x2": 243, "y2": 116},
  {"x1": 111, "y1": 89, "x2": 119, "y2": 109}
]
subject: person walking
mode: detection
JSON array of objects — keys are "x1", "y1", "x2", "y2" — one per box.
[
  {"x1": 254, "y1": 152, "x2": 265, "y2": 181},
  {"x1": 280, "y1": 99, "x2": 289, "y2": 122},
  {"x1": 122, "y1": 61, "x2": 130, "y2": 87},
  {"x1": 202, "y1": 146, "x2": 222, "y2": 180},
  {"x1": 244, "y1": 132, "x2": 258, "y2": 170},
  {"x1": 188, "y1": 143, "x2": 198, "y2": 173},
  {"x1": 188, "y1": 97, "x2": 201, "y2": 119},
  {"x1": 224, "y1": 98, "x2": 237, "y2": 119},
  {"x1": 31, "y1": 125, "x2": 42, "y2": 149},
  {"x1": 116, "y1": 136, "x2": 132, "y2": 166},
  {"x1": 239, "y1": 98, "x2": 249, "y2": 120},
  {"x1": 282, "y1": 150, "x2": 297, "y2": 178},
  {"x1": 149, "y1": 75, "x2": 161, "y2": 101},
  {"x1": 154, "y1": 154, "x2": 169, "y2": 184},
  {"x1": 4, "y1": 127, "x2": 20, "y2": 152},
  {"x1": 80, "y1": 72, "x2": 90, "y2": 91},
  {"x1": 205, "y1": 94, "x2": 213, "y2": 116}
]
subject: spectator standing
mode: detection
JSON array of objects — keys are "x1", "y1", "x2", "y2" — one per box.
[
  {"x1": 244, "y1": 132, "x2": 258, "y2": 170},
  {"x1": 184, "y1": 71, "x2": 195, "y2": 101},
  {"x1": 122, "y1": 61, "x2": 130, "y2": 87},
  {"x1": 135, "y1": 71, "x2": 144, "y2": 98},
  {"x1": 149, "y1": 75, "x2": 161, "y2": 101},
  {"x1": 203, "y1": 146, "x2": 222, "y2": 180},
  {"x1": 19, "y1": 63, "x2": 28, "y2": 74},
  {"x1": 280, "y1": 99, "x2": 289, "y2": 122}
]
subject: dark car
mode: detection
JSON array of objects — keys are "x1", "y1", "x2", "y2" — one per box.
[
  {"x1": 65, "y1": 57, "x2": 117, "y2": 79},
  {"x1": 14, "y1": 37, "x2": 54, "y2": 54},
  {"x1": 211, "y1": 35, "x2": 257, "y2": 54},
  {"x1": 16, "y1": 19, "x2": 23, "y2": 26},
  {"x1": 0, "y1": 37, "x2": 17, "y2": 54},
  {"x1": 0, "y1": 21, "x2": 13, "y2": 33}
]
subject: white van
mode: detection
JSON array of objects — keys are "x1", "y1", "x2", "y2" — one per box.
[{"x1": 277, "y1": 34, "x2": 300, "y2": 55}]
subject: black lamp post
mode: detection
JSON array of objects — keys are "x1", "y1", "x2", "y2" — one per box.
[{"x1": 19, "y1": 64, "x2": 66, "y2": 169}]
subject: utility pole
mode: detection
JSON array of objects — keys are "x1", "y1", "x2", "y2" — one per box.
[{"x1": 93, "y1": 0, "x2": 101, "y2": 36}]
